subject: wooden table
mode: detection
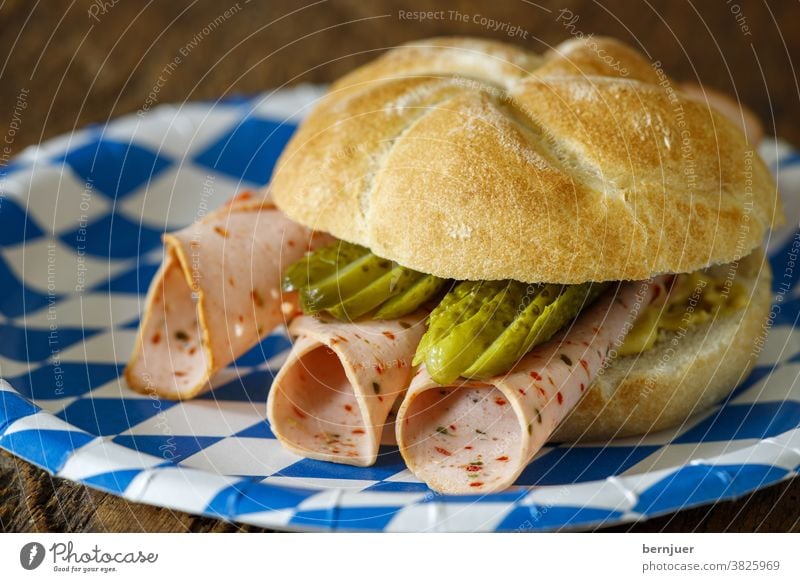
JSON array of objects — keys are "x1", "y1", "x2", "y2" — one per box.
[{"x1": 1, "y1": 0, "x2": 798, "y2": 533}]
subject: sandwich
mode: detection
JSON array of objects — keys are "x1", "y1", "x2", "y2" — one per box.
[
  {"x1": 265, "y1": 36, "x2": 779, "y2": 493},
  {"x1": 127, "y1": 36, "x2": 780, "y2": 494}
]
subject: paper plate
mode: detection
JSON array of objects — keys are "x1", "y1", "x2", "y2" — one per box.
[{"x1": 1, "y1": 86, "x2": 799, "y2": 532}]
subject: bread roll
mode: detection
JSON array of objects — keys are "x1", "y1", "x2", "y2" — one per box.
[{"x1": 272, "y1": 37, "x2": 779, "y2": 283}]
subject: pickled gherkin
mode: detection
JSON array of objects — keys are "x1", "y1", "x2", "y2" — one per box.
[
  {"x1": 418, "y1": 281, "x2": 609, "y2": 384},
  {"x1": 374, "y1": 275, "x2": 447, "y2": 319},
  {"x1": 464, "y1": 282, "x2": 609, "y2": 379},
  {"x1": 327, "y1": 266, "x2": 423, "y2": 320},
  {"x1": 301, "y1": 253, "x2": 395, "y2": 312},
  {"x1": 282, "y1": 242, "x2": 369, "y2": 293},
  {"x1": 413, "y1": 281, "x2": 505, "y2": 366},
  {"x1": 422, "y1": 281, "x2": 529, "y2": 384},
  {"x1": 281, "y1": 240, "x2": 442, "y2": 320}
]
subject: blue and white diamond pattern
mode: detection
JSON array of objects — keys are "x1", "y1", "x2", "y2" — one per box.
[{"x1": 1, "y1": 85, "x2": 799, "y2": 531}]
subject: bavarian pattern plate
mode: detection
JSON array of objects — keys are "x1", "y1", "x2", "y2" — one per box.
[{"x1": 1, "y1": 86, "x2": 799, "y2": 531}]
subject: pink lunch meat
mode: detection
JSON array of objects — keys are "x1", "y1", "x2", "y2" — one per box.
[
  {"x1": 268, "y1": 313, "x2": 427, "y2": 466},
  {"x1": 395, "y1": 279, "x2": 667, "y2": 494},
  {"x1": 125, "y1": 191, "x2": 327, "y2": 399}
]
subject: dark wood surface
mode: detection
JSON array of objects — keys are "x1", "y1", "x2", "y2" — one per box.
[{"x1": 1, "y1": 0, "x2": 799, "y2": 533}]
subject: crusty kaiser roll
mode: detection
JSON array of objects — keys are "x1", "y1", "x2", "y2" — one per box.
[{"x1": 272, "y1": 36, "x2": 779, "y2": 284}]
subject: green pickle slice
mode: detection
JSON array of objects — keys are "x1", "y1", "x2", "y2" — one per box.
[
  {"x1": 459, "y1": 283, "x2": 554, "y2": 379},
  {"x1": 327, "y1": 267, "x2": 423, "y2": 320},
  {"x1": 463, "y1": 282, "x2": 608, "y2": 379},
  {"x1": 282, "y1": 242, "x2": 368, "y2": 293},
  {"x1": 424, "y1": 281, "x2": 529, "y2": 384},
  {"x1": 300, "y1": 253, "x2": 395, "y2": 312},
  {"x1": 419, "y1": 280, "x2": 609, "y2": 384},
  {"x1": 413, "y1": 281, "x2": 501, "y2": 366},
  {"x1": 522, "y1": 283, "x2": 608, "y2": 351},
  {"x1": 373, "y1": 275, "x2": 446, "y2": 319},
  {"x1": 281, "y1": 240, "x2": 439, "y2": 320}
]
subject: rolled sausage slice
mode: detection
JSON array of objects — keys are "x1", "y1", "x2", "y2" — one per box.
[
  {"x1": 125, "y1": 192, "x2": 324, "y2": 399},
  {"x1": 268, "y1": 313, "x2": 426, "y2": 466},
  {"x1": 396, "y1": 279, "x2": 665, "y2": 493}
]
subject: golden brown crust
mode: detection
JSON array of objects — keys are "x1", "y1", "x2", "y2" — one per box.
[
  {"x1": 272, "y1": 36, "x2": 780, "y2": 283},
  {"x1": 552, "y1": 251, "x2": 773, "y2": 441}
]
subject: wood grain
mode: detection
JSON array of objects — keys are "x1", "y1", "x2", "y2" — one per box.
[{"x1": 1, "y1": 0, "x2": 799, "y2": 532}]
